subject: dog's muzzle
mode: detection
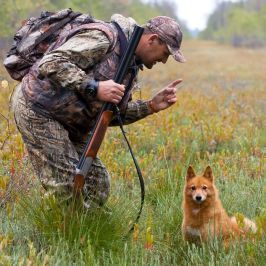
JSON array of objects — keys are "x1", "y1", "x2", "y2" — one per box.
[{"x1": 193, "y1": 194, "x2": 206, "y2": 203}]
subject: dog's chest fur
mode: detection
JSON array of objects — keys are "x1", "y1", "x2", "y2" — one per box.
[{"x1": 182, "y1": 204, "x2": 222, "y2": 242}]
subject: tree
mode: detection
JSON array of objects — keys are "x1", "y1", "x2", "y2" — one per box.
[{"x1": 200, "y1": 0, "x2": 266, "y2": 47}]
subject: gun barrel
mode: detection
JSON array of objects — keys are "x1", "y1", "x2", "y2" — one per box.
[
  {"x1": 74, "y1": 25, "x2": 144, "y2": 193},
  {"x1": 114, "y1": 25, "x2": 144, "y2": 84}
]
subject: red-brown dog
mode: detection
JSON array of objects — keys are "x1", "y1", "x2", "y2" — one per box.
[{"x1": 182, "y1": 166, "x2": 257, "y2": 245}]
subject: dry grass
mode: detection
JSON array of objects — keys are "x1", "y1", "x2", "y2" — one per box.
[{"x1": 0, "y1": 40, "x2": 265, "y2": 264}]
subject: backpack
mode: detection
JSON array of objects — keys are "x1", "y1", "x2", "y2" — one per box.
[{"x1": 3, "y1": 8, "x2": 94, "y2": 81}]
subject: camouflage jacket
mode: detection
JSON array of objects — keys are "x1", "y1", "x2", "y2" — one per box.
[{"x1": 21, "y1": 15, "x2": 150, "y2": 142}]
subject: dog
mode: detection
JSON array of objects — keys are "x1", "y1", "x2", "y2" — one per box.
[{"x1": 182, "y1": 166, "x2": 257, "y2": 246}]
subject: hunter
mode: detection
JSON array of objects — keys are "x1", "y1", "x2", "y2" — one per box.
[{"x1": 12, "y1": 14, "x2": 185, "y2": 207}]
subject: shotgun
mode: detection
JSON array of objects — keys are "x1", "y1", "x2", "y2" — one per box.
[{"x1": 73, "y1": 25, "x2": 144, "y2": 194}]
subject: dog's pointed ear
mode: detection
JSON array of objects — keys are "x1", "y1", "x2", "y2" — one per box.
[
  {"x1": 186, "y1": 166, "x2": 196, "y2": 181},
  {"x1": 203, "y1": 166, "x2": 213, "y2": 182}
]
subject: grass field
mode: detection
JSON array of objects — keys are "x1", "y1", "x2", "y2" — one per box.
[{"x1": 0, "y1": 40, "x2": 265, "y2": 265}]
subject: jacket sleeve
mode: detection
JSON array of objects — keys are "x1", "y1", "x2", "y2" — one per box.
[
  {"x1": 38, "y1": 29, "x2": 110, "y2": 99},
  {"x1": 110, "y1": 99, "x2": 153, "y2": 126}
]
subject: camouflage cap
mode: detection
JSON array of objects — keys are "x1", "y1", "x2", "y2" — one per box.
[{"x1": 146, "y1": 16, "x2": 186, "y2": 63}]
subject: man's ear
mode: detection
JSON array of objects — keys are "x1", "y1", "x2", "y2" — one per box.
[
  {"x1": 186, "y1": 166, "x2": 196, "y2": 181},
  {"x1": 148, "y1": 34, "x2": 159, "y2": 44},
  {"x1": 203, "y1": 166, "x2": 213, "y2": 182}
]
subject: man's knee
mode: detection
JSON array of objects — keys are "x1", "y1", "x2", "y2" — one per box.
[{"x1": 83, "y1": 158, "x2": 110, "y2": 206}]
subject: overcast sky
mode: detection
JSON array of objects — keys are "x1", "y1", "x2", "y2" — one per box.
[{"x1": 173, "y1": 0, "x2": 238, "y2": 30}]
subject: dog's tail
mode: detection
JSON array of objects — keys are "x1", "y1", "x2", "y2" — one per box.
[
  {"x1": 231, "y1": 215, "x2": 257, "y2": 233},
  {"x1": 242, "y1": 218, "x2": 257, "y2": 233}
]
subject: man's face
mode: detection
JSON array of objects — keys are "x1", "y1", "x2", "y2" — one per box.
[{"x1": 138, "y1": 35, "x2": 171, "y2": 69}]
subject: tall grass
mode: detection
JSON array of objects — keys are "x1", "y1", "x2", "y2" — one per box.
[{"x1": 0, "y1": 40, "x2": 265, "y2": 264}]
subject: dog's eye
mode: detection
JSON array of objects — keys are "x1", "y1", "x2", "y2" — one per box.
[
  {"x1": 191, "y1": 186, "x2": 196, "y2": 191},
  {"x1": 202, "y1": 185, "x2": 207, "y2": 190}
]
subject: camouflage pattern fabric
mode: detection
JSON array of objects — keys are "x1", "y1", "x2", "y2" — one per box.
[
  {"x1": 21, "y1": 21, "x2": 150, "y2": 142},
  {"x1": 146, "y1": 16, "x2": 186, "y2": 63},
  {"x1": 13, "y1": 85, "x2": 110, "y2": 207},
  {"x1": 13, "y1": 16, "x2": 151, "y2": 206}
]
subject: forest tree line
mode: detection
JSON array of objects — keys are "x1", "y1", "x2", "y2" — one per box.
[
  {"x1": 201, "y1": 0, "x2": 266, "y2": 48},
  {"x1": 0, "y1": 0, "x2": 265, "y2": 50}
]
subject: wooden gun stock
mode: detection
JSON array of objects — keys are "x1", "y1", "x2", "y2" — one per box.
[
  {"x1": 73, "y1": 25, "x2": 144, "y2": 195},
  {"x1": 85, "y1": 110, "x2": 113, "y2": 158},
  {"x1": 73, "y1": 109, "x2": 113, "y2": 193}
]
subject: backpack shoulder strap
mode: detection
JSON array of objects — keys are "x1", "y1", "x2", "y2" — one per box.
[
  {"x1": 53, "y1": 21, "x2": 118, "y2": 52},
  {"x1": 112, "y1": 21, "x2": 128, "y2": 57}
]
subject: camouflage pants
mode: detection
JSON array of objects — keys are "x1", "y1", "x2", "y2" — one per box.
[{"x1": 12, "y1": 85, "x2": 110, "y2": 207}]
